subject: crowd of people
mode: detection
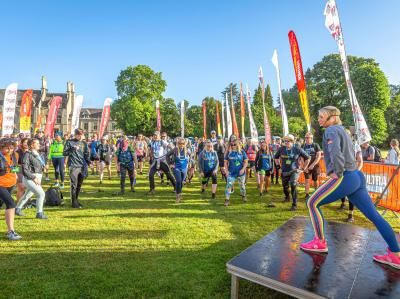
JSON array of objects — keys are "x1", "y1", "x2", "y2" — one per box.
[{"x1": 1, "y1": 105, "x2": 400, "y2": 269}]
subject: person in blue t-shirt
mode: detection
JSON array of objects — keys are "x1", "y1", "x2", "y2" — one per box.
[
  {"x1": 274, "y1": 134, "x2": 310, "y2": 211},
  {"x1": 89, "y1": 134, "x2": 100, "y2": 175},
  {"x1": 168, "y1": 138, "x2": 191, "y2": 203},
  {"x1": 255, "y1": 140, "x2": 274, "y2": 197},
  {"x1": 224, "y1": 139, "x2": 248, "y2": 206},
  {"x1": 198, "y1": 140, "x2": 219, "y2": 199}
]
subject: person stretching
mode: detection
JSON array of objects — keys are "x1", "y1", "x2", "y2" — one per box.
[
  {"x1": 198, "y1": 140, "x2": 219, "y2": 199},
  {"x1": 0, "y1": 139, "x2": 22, "y2": 240},
  {"x1": 300, "y1": 106, "x2": 400, "y2": 270},
  {"x1": 115, "y1": 136, "x2": 137, "y2": 194},
  {"x1": 255, "y1": 140, "x2": 273, "y2": 197},
  {"x1": 16, "y1": 138, "x2": 48, "y2": 219},
  {"x1": 168, "y1": 137, "x2": 191, "y2": 203},
  {"x1": 224, "y1": 139, "x2": 248, "y2": 206}
]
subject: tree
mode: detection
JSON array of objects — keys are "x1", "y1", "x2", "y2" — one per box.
[
  {"x1": 352, "y1": 63, "x2": 390, "y2": 145},
  {"x1": 111, "y1": 65, "x2": 167, "y2": 135},
  {"x1": 305, "y1": 54, "x2": 390, "y2": 145},
  {"x1": 186, "y1": 105, "x2": 203, "y2": 137},
  {"x1": 160, "y1": 98, "x2": 180, "y2": 136},
  {"x1": 386, "y1": 90, "x2": 400, "y2": 141}
]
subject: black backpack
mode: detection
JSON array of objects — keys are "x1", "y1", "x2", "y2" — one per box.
[
  {"x1": 45, "y1": 187, "x2": 64, "y2": 206},
  {"x1": 372, "y1": 146, "x2": 382, "y2": 162}
]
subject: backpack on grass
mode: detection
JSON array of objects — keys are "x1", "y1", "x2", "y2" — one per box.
[{"x1": 45, "y1": 187, "x2": 64, "y2": 206}]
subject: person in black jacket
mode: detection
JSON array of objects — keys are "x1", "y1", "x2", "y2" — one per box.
[
  {"x1": 15, "y1": 138, "x2": 48, "y2": 219},
  {"x1": 63, "y1": 129, "x2": 90, "y2": 208}
]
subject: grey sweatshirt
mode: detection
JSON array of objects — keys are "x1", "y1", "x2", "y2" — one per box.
[{"x1": 323, "y1": 125, "x2": 357, "y2": 177}]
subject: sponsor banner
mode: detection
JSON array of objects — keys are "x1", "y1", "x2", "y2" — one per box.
[
  {"x1": 225, "y1": 93, "x2": 232, "y2": 138},
  {"x1": 271, "y1": 50, "x2": 289, "y2": 136},
  {"x1": 34, "y1": 115, "x2": 42, "y2": 133},
  {"x1": 288, "y1": 31, "x2": 311, "y2": 132},
  {"x1": 215, "y1": 100, "x2": 222, "y2": 137},
  {"x1": 246, "y1": 84, "x2": 258, "y2": 141},
  {"x1": 2, "y1": 83, "x2": 18, "y2": 136},
  {"x1": 324, "y1": 0, "x2": 371, "y2": 144},
  {"x1": 299, "y1": 161, "x2": 400, "y2": 212},
  {"x1": 202, "y1": 100, "x2": 207, "y2": 139},
  {"x1": 99, "y1": 98, "x2": 112, "y2": 139},
  {"x1": 181, "y1": 101, "x2": 185, "y2": 138},
  {"x1": 258, "y1": 67, "x2": 272, "y2": 144},
  {"x1": 19, "y1": 89, "x2": 33, "y2": 135},
  {"x1": 221, "y1": 97, "x2": 226, "y2": 139},
  {"x1": 71, "y1": 95, "x2": 83, "y2": 133},
  {"x1": 230, "y1": 87, "x2": 239, "y2": 137},
  {"x1": 239, "y1": 83, "x2": 246, "y2": 139},
  {"x1": 156, "y1": 100, "x2": 161, "y2": 131},
  {"x1": 44, "y1": 96, "x2": 63, "y2": 137}
]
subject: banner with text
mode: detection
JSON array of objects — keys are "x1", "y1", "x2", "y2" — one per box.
[
  {"x1": 2, "y1": 83, "x2": 18, "y2": 136},
  {"x1": 19, "y1": 89, "x2": 33, "y2": 135},
  {"x1": 44, "y1": 96, "x2": 62, "y2": 137}
]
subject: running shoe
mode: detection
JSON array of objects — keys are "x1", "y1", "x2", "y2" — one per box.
[
  {"x1": 54, "y1": 182, "x2": 60, "y2": 187},
  {"x1": 373, "y1": 248, "x2": 400, "y2": 270},
  {"x1": 7, "y1": 231, "x2": 22, "y2": 241},
  {"x1": 300, "y1": 237, "x2": 328, "y2": 253}
]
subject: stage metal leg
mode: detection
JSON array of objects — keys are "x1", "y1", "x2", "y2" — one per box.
[{"x1": 231, "y1": 274, "x2": 239, "y2": 299}]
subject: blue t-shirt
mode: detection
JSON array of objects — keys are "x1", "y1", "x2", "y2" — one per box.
[
  {"x1": 175, "y1": 149, "x2": 189, "y2": 171},
  {"x1": 225, "y1": 150, "x2": 248, "y2": 177},
  {"x1": 259, "y1": 152, "x2": 272, "y2": 170},
  {"x1": 203, "y1": 151, "x2": 218, "y2": 173},
  {"x1": 274, "y1": 146, "x2": 309, "y2": 173},
  {"x1": 90, "y1": 141, "x2": 99, "y2": 155}
]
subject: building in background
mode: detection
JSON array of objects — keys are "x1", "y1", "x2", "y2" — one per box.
[{"x1": 0, "y1": 78, "x2": 122, "y2": 137}]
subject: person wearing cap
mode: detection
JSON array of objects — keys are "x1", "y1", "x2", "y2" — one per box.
[
  {"x1": 97, "y1": 136, "x2": 113, "y2": 184},
  {"x1": 300, "y1": 106, "x2": 400, "y2": 270},
  {"x1": 48, "y1": 132, "x2": 65, "y2": 188},
  {"x1": 270, "y1": 137, "x2": 282, "y2": 184},
  {"x1": 302, "y1": 132, "x2": 322, "y2": 199},
  {"x1": 210, "y1": 130, "x2": 218, "y2": 147},
  {"x1": 148, "y1": 131, "x2": 175, "y2": 195},
  {"x1": 274, "y1": 134, "x2": 310, "y2": 211},
  {"x1": 63, "y1": 128, "x2": 90, "y2": 208}
]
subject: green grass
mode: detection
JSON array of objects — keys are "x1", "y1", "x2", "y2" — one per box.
[{"x1": 1, "y1": 167, "x2": 399, "y2": 299}]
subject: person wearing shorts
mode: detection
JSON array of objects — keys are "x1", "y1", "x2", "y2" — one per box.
[
  {"x1": 198, "y1": 140, "x2": 219, "y2": 199},
  {"x1": 0, "y1": 139, "x2": 22, "y2": 240},
  {"x1": 245, "y1": 139, "x2": 258, "y2": 184},
  {"x1": 97, "y1": 136, "x2": 113, "y2": 184},
  {"x1": 302, "y1": 132, "x2": 322, "y2": 199},
  {"x1": 135, "y1": 134, "x2": 147, "y2": 175},
  {"x1": 255, "y1": 140, "x2": 273, "y2": 196}
]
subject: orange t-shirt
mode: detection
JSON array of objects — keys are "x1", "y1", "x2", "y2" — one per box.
[{"x1": 0, "y1": 154, "x2": 17, "y2": 188}]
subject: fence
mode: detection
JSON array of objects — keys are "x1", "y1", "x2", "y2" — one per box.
[{"x1": 298, "y1": 161, "x2": 400, "y2": 212}]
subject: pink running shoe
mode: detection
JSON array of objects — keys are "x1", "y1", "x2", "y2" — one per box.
[
  {"x1": 300, "y1": 237, "x2": 328, "y2": 253},
  {"x1": 373, "y1": 248, "x2": 400, "y2": 270}
]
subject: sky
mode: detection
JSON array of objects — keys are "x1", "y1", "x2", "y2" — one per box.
[{"x1": 1, "y1": 0, "x2": 399, "y2": 108}]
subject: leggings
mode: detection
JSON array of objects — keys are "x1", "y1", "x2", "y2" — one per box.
[
  {"x1": 282, "y1": 172, "x2": 299, "y2": 206},
  {"x1": 52, "y1": 157, "x2": 65, "y2": 182},
  {"x1": 17, "y1": 174, "x2": 45, "y2": 213},
  {"x1": 149, "y1": 160, "x2": 176, "y2": 190},
  {"x1": 225, "y1": 175, "x2": 246, "y2": 199},
  {"x1": 0, "y1": 186, "x2": 16, "y2": 209},
  {"x1": 174, "y1": 168, "x2": 187, "y2": 194},
  {"x1": 306, "y1": 170, "x2": 400, "y2": 253},
  {"x1": 202, "y1": 172, "x2": 217, "y2": 185}
]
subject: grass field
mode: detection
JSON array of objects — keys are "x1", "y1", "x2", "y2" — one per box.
[{"x1": 1, "y1": 167, "x2": 399, "y2": 299}]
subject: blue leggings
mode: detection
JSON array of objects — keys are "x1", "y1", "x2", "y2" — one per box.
[
  {"x1": 52, "y1": 157, "x2": 65, "y2": 182},
  {"x1": 174, "y1": 168, "x2": 187, "y2": 194},
  {"x1": 306, "y1": 170, "x2": 399, "y2": 253}
]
